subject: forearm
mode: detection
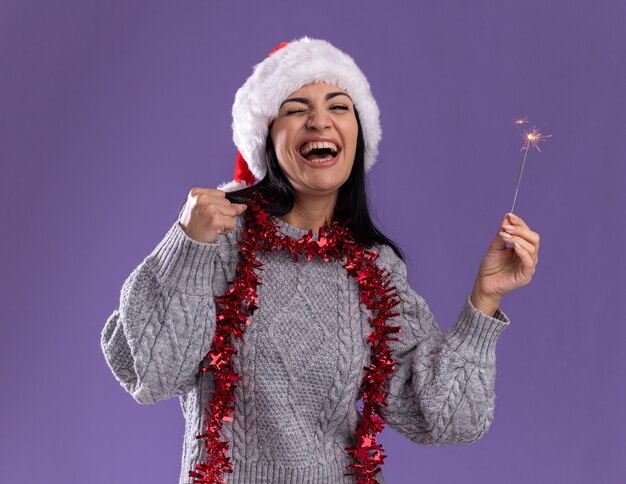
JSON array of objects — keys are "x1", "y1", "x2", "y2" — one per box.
[
  {"x1": 375, "y1": 245, "x2": 510, "y2": 444},
  {"x1": 418, "y1": 299, "x2": 509, "y2": 443},
  {"x1": 101, "y1": 221, "x2": 221, "y2": 404}
]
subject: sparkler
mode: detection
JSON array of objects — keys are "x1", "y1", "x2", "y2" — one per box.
[{"x1": 510, "y1": 119, "x2": 551, "y2": 214}]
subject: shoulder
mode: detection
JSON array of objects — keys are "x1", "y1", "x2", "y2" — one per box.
[{"x1": 371, "y1": 243, "x2": 408, "y2": 279}]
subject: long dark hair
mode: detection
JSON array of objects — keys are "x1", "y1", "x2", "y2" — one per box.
[{"x1": 225, "y1": 108, "x2": 404, "y2": 260}]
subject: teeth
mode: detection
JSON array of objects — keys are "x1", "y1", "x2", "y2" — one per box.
[{"x1": 300, "y1": 141, "x2": 339, "y2": 156}]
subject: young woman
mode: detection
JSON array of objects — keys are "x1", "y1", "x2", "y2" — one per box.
[{"x1": 101, "y1": 37, "x2": 540, "y2": 484}]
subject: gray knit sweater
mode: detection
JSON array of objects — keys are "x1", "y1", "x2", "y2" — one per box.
[{"x1": 101, "y1": 214, "x2": 510, "y2": 483}]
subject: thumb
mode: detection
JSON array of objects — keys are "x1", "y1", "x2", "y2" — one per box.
[
  {"x1": 495, "y1": 216, "x2": 514, "y2": 249},
  {"x1": 490, "y1": 229, "x2": 508, "y2": 250},
  {"x1": 234, "y1": 203, "x2": 247, "y2": 215}
]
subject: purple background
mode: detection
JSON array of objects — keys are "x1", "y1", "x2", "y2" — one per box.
[{"x1": 2, "y1": 1, "x2": 624, "y2": 482}]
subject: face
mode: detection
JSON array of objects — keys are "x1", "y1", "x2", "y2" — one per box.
[{"x1": 270, "y1": 82, "x2": 358, "y2": 201}]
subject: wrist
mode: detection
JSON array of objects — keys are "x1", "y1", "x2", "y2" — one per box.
[{"x1": 470, "y1": 286, "x2": 502, "y2": 317}]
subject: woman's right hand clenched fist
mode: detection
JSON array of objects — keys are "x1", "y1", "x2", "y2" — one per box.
[{"x1": 177, "y1": 188, "x2": 247, "y2": 244}]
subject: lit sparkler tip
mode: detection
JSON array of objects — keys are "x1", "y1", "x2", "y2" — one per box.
[
  {"x1": 521, "y1": 126, "x2": 552, "y2": 152},
  {"x1": 510, "y1": 118, "x2": 551, "y2": 214}
]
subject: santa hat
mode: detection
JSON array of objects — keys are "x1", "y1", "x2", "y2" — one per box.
[{"x1": 218, "y1": 36, "x2": 382, "y2": 192}]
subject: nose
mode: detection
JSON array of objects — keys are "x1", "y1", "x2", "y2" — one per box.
[{"x1": 305, "y1": 108, "x2": 332, "y2": 130}]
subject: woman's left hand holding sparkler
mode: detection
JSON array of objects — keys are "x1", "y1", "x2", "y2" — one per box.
[{"x1": 470, "y1": 212, "x2": 540, "y2": 316}]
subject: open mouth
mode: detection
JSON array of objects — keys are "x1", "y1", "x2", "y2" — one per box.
[{"x1": 299, "y1": 141, "x2": 341, "y2": 163}]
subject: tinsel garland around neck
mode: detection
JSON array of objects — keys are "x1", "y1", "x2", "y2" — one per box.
[{"x1": 188, "y1": 193, "x2": 402, "y2": 484}]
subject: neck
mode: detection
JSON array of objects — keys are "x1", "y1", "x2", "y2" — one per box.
[{"x1": 279, "y1": 193, "x2": 337, "y2": 231}]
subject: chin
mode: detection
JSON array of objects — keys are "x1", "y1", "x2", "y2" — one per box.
[{"x1": 300, "y1": 177, "x2": 347, "y2": 194}]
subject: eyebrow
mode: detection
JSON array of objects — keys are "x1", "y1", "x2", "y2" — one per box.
[{"x1": 279, "y1": 92, "x2": 353, "y2": 109}]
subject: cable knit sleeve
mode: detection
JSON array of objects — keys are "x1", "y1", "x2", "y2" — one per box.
[
  {"x1": 100, "y1": 220, "x2": 225, "y2": 405},
  {"x1": 375, "y1": 244, "x2": 510, "y2": 445}
]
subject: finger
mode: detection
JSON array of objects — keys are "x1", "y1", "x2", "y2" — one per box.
[
  {"x1": 512, "y1": 241, "x2": 536, "y2": 279},
  {"x1": 191, "y1": 190, "x2": 231, "y2": 210},
  {"x1": 206, "y1": 196, "x2": 245, "y2": 215},
  {"x1": 232, "y1": 203, "x2": 247, "y2": 215},
  {"x1": 501, "y1": 223, "x2": 540, "y2": 247},
  {"x1": 213, "y1": 197, "x2": 247, "y2": 214},
  {"x1": 499, "y1": 231, "x2": 535, "y2": 254},
  {"x1": 505, "y1": 212, "x2": 531, "y2": 231},
  {"x1": 491, "y1": 228, "x2": 510, "y2": 250},
  {"x1": 216, "y1": 202, "x2": 246, "y2": 217},
  {"x1": 188, "y1": 187, "x2": 226, "y2": 199},
  {"x1": 499, "y1": 232, "x2": 538, "y2": 263},
  {"x1": 206, "y1": 195, "x2": 234, "y2": 208},
  {"x1": 215, "y1": 214, "x2": 237, "y2": 234}
]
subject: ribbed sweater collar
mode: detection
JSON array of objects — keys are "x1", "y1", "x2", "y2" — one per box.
[{"x1": 270, "y1": 215, "x2": 324, "y2": 241}]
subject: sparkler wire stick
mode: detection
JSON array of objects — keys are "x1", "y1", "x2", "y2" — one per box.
[{"x1": 510, "y1": 144, "x2": 530, "y2": 214}]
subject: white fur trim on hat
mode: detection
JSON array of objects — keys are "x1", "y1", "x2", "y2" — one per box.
[
  {"x1": 231, "y1": 36, "x2": 382, "y2": 181},
  {"x1": 216, "y1": 180, "x2": 252, "y2": 192}
]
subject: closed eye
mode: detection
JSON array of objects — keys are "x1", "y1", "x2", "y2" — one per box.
[{"x1": 286, "y1": 105, "x2": 349, "y2": 115}]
